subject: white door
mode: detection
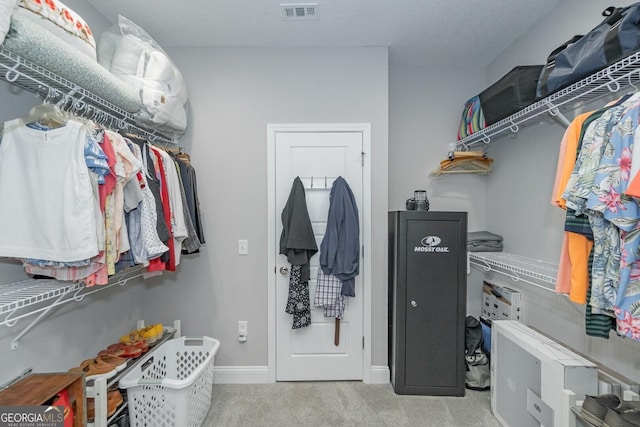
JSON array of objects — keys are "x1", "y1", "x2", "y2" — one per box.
[{"x1": 272, "y1": 128, "x2": 364, "y2": 381}]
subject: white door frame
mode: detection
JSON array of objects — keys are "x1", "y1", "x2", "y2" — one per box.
[{"x1": 267, "y1": 123, "x2": 372, "y2": 383}]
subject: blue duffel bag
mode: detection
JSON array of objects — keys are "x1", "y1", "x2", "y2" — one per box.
[{"x1": 537, "y1": 3, "x2": 640, "y2": 99}]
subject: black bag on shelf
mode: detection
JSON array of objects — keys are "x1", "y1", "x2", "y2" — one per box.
[
  {"x1": 536, "y1": 3, "x2": 640, "y2": 99},
  {"x1": 479, "y1": 65, "x2": 543, "y2": 125}
]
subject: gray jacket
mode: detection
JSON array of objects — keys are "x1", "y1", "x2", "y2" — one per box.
[
  {"x1": 320, "y1": 177, "x2": 359, "y2": 296},
  {"x1": 279, "y1": 177, "x2": 318, "y2": 282}
]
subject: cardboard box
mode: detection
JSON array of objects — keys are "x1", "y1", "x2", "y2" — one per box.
[{"x1": 482, "y1": 281, "x2": 522, "y2": 321}]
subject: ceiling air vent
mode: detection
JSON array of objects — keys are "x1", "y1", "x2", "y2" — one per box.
[{"x1": 281, "y1": 3, "x2": 319, "y2": 20}]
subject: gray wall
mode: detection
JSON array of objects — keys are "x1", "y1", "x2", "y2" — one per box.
[
  {"x1": 389, "y1": 62, "x2": 488, "y2": 224},
  {"x1": 388, "y1": 61, "x2": 489, "y2": 314},
  {"x1": 139, "y1": 46, "x2": 390, "y2": 367},
  {"x1": 482, "y1": 0, "x2": 640, "y2": 381}
]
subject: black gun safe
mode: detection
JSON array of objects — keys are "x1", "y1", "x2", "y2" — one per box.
[{"x1": 388, "y1": 211, "x2": 467, "y2": 396}]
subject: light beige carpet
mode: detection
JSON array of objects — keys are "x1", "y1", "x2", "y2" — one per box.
[{"x1": 203, "y1": 382, "x2": 501, "y2": 427}]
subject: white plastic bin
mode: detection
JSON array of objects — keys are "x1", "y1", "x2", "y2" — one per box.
[{"x1": 119, "y1": 336, "x2": 220, "y2": 427}]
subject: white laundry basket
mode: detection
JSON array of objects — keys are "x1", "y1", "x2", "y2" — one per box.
[{"x1": 119, "y1": 336, "x2": 220, "y2": 427}]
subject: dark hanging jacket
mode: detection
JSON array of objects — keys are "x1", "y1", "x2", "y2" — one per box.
[
  {"x1": 319, "y1": 176, "x2": 359, "y2": 296},
  {"x1": 279, "y1": 177, "x2": 318, "y2": 282}
]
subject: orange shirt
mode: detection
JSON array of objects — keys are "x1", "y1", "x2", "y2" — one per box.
[{"x1": 551, "y1": 111, "x2": 594, "y2": 209}]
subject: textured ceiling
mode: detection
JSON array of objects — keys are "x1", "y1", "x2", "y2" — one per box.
[{"x1": 87, "y1": 0, "x2": 562, "y2": 67}]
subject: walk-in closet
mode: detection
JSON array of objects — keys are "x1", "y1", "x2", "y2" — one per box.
[{"x1": 1, "y1": 0, "x2": 640, "y2": 426}]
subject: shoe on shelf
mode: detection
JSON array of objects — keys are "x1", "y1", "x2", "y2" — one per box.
[
  {"x1": 108, "y1": 389, "x2": 124, "y2": 410},
  {"x1": 120, "y1": 330, "x2": 144, "y2": 344},
  {"x1": 617, "y1": 401, "x2": 640, "y2": 412},
  {"x1": 139, "y1": 325, "x2": 158, "y2": 344},
  {"x1": 99, "y1": 343, "x2": 142, "y2": 359},
  {"x1": 582, "y1": 394, "x2": 621, "y2": 426},
  {"x1": 90, "y1": 354, "x2": 127, "y2": 372},
  {"x1": 68, "y1": 357, "x2": 118, "y2": 381},
  {"x1": 120, "y1": 332, "x2": 149, "y2": 352},
  {"x1": 86, "y1": 398, "x2": 95, "y2": 422},
  {"x1": 86, "y1": 390, "x2": 124, "y2": 421},
  {"x1": 604, "y1": 407, "x2": 640, "y2": 427},
  {"x1": 118, "y1": 335, "x2": 149, "y2": 353},
  {"x1": 153, "y1": 323, "x2": 164, "y2": 340}
]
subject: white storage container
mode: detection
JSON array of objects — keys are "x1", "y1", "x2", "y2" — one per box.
[{"x1": 119, "y1": 336, "x2": 220, "y2": 427}]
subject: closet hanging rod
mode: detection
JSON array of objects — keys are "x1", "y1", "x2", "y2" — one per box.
[
  {"x1": 455, "y1": 50, "x2": 640, "y2": 149},
  {"x1": 0, "y1": 47, "x2": 175, "y2": 145}
]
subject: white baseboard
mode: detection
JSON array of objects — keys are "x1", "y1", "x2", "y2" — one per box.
[
  {"x1": 368, "y1": 365, "x2": 390, "y2": 384},
  {"x1": 214, "y1": 365, "x2": 390, "y2": 385},
  {"x1": 214, "y1": 366, "x2": 270, "y2": 384}
]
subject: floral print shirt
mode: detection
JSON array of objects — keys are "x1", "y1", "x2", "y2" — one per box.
[
  {"x1": 584, "y1": 100, "x2": 640, "y2": 339},
  {"x1": 563, "y1": 94, "x2": 639, "y2": 215}
]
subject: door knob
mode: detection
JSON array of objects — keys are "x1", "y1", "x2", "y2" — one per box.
[
  {"x1": 410, "y1": 300, "x2": 418, "y2": 308},
  {"x1": 279, "y1": 266, "x2": 289, "y2": 275}
]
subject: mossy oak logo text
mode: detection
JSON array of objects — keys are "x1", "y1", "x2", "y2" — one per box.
[{"x1": 414, "y1": 236, "x2": 449, "y2": 252}]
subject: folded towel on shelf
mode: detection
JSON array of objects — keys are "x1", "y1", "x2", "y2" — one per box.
[
  {"x1": 468, "y1": 241, "x2": 503, "y2": 252},
  {"x1": 468, "y1": 231, "x2": 503, "y2": 242},
  {"x1": 468, "y1": 231, "x2": 503, "y2": 252}
]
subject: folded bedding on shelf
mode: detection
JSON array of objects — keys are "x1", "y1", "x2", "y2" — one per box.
[
  {"x1": 97, "y1": 15, "x2": 188, "y2": 136},
  {"x1": 4, "y1": 14, "x2": 142, "y2": 113},
  {"x1": 16, "y1": 0, "x2": 97, "y2": 60},
  {"x1": 468, "y1": 230, "x2": 504, "y2": 252}
]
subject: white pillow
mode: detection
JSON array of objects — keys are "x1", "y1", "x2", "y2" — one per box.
[
  {"x1": 0, "y1": 0, "x2": 18, "y2": 45},
  {"x1": 110, "y1": 33, "x2": 147, "y2": 77},
  {"x1": 96, "y1": 30, "x2": 120, "y2": 71},
  {"x1": 15, "y1": 0, "x2": 96, "y2": 60}
]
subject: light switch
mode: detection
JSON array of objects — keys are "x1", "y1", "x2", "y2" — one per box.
[{"x1": 238, "y1": 239, "x2": 248, "y2": 255}]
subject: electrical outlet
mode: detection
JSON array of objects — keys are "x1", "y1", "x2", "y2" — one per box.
[{"x1": 238, "y1": 320, "x2": 248, "y2": 342}]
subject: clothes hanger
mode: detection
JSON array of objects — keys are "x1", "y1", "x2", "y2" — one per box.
[
  {"x1": 431, "y1": 150, "x2": 493, "y2": 176},
  {"x1": 1, "y1": 88, "x2": 66, "y2": 137},
  {"x1": 629, "y1": 72, "x2": 640, "y2": 92},
  {"x1": 22, "y1": 88, "x2": 69, "y2": 129}
]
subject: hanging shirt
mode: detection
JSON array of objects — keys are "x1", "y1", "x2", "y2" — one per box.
[
  {"x1": 170, "y1": 154, "x2": 202, "y2": 255},
  {"x1": 129, "y1": 142, "x2": 169, "y2": 262},
  {"x1": 175, "y1": 155, "x2": 205, "y2": 252},
  {"x1": 107, "y1": 131, "x2": 143, "y2": 258},
  {"x1": 152, "y1": 146, "x2": 188, "y2": 265},
  {"x1": 551, "y1": 111, "x2": 593, "y2": 208},
  {"x1": 314, "y1": 269, "x2": 345, "y2": 319},
  {"x1": 585, "y1": 101, "x2": 640, "y2": 340},
  {"x1": 0, "y1": 119, "x2": 98, "y2": 261},
  {"x1": 319, "y1": 176, "x2": 359, "y2": 296},
  {"x1": 148, "y1": 145, "x2": 176, "y2": 272}
]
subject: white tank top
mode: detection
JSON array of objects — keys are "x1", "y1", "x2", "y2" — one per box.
[{"x1": 0, "y1": 119, "x2": 99, "y2": 261}]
